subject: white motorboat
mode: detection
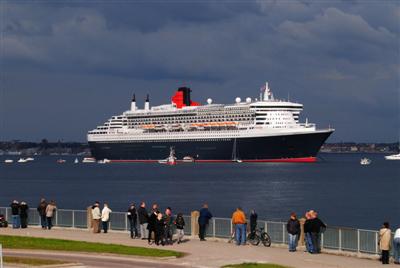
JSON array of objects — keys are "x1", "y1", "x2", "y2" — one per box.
[
  {"x1": 360, "y1": 158, "x2": 371, "y2": 165},
  {"x1": 17, "y1": 158, "x2": 28, "y2": 163},
  {"x1": 97, "y1": 158, "x2": 111, "y2": 164},
  {"x1": 82, "y1": 157, "x2": 96, "y2": 163},
  {"x1": 385, "y1": 153, "x2": 400, "y2": 160},
  {"x1": 182, "y1": 156, "x2": 195, "y2": 163},
  {"x1": 74, "y1": 158, "x2": 79, "y2": 164},
  {"x1": 25, "y1": 157, "x2": 34, "y2": 162},
  {"x1": 4, "y1": 159, "x2": 13, "y2": 163}
]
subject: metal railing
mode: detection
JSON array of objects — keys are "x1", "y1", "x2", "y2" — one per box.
[{"x1": 0, "y1": 207, "x2": 394, "y2": 257}]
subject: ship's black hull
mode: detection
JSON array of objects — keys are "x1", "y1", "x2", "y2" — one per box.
[{"x1": 89, "y1": 131, "x2": 333, "y2": 162}]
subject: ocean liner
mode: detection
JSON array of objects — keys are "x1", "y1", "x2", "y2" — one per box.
[{"x1": 88, "y1": 82, "x2": 334, "y2": 162}]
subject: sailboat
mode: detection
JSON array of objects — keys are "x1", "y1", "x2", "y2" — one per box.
[{"x1": 74, "y1": 158, "x2": 79, "y2": 164}]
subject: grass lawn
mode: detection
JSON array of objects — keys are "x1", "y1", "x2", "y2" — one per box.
[
  {"x1": 4, "y1": 256, "x2": 70, "y2": 266},
  {"x1": 0, "y1": 235, "x2": 183, "y2": 258},
  {"x1": 222, "y1": 263, "x2": 291, "y2": 268}
]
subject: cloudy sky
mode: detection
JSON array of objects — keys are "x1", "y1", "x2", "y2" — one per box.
[{"x1": 1, "y1": 0, "x2": 399, "y2": 142}]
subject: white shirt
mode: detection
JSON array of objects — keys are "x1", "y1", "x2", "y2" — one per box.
[
  {"x1": 394, "y1": 228, "x2": 400, "y2": 239},
  {"x1": 92, "y1": 207, "x2": 101, "y2": 220},
  {"x1": 101, "y1": 206, "x2": 112, "y2": 222}
]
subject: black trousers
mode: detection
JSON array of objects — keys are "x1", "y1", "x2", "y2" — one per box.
[
  {"x1": 20, "y1": 216, "x2": 28, "y2": 228},
  {"x1": 46, "y1": 217, "x2": 53, "y2": 229},
  {"x1": 199, "y1": 224, "x2": 207, "y2": 239},
  {"x1": 381, "y1": 250, "x2": 389, "y2": 264},
  {"x1": 311, "y1": 232, "x2": 321, "y2": 253},
  {"x1": 148, "y1": 228, "x2": 156, "y2": 243}
]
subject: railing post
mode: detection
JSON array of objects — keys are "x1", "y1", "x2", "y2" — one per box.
[
  {"x1": 321, "y1": 233, "x2": 324, "y2": 249},
  {"x1": 375, "y1": 231, "x2": 379, "y2": 254},
  {"x1": 339, "y1": 228, "x2": 342, "y2": 251},
  {"x1": 282, "y1": 223, "x2": 286, "y2": 243},
  {"x1": 72, "y1": 210, "x2": 75, "y2": 228},
  {"x1": 125, "y1": 214, "x2": 128, "y2": 231},
  {"x1": 265, "y1": 221, "x2": 268, "y2": 234},
  {"x1": 0, "y1": 243, "x2": 3, "y2": 268},
  {"x1": 212, "y1": 218, "x2": 216, "y2": 238},
  {"x1": 55, "y1": 210, "x2": 58, "y2": 226},
  {"x1": 357, "y1": 229, "x2": 360, "y2": 254}
]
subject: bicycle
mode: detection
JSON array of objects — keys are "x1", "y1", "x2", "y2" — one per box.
[{"x1": 247, "y1": 227, "x2": 271, "y2": 247}]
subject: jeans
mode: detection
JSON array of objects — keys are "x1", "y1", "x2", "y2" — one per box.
[
  {"x1": 199, "y1": 224, "x2": 207, "y2": 240},
  {"x1": 102, "y1": 221, "x2": 109, "y2": 233},
  {"x1": 140, "y1": 223, "x2": 148, "y2": 238},
  {"x1": 46, "y1": 217, "x2": 53, "y2": 229},
  {"x1": 288, "y1": 233, "x2": 298, "y2": 251},
  {"x1": 305, "y1": 232, "x2": 314, "y2": 253},
  {"x1": 235, "y1": 224, "x2": 246, "y2": 245},
  {"x1": 40, "y1": 215, "x2": 47, "y2": 228},
  {"x1": 129, "y1": 219, "x2": 138, "y2": 238},
  {"x1": 12, "y1": 215, "x2": 20, "y2": 228},
  {"x1": 393, "y1": 238, "x2": 400, "y2": 263},
  {"x1": 311, "y1": 232, "x2": 321, "y2": 253},
  {"x1": 176, "y1": 229, "x2": 184, "y2": 242}
]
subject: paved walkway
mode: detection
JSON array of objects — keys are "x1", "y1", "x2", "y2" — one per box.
[{"x1": 0, "y1": 227, "x2": 397, "y2": 268}]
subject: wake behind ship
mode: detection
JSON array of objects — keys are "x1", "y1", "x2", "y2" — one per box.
[{"x1": 87, "y1": 82, "x2": 334, "y2": 162}]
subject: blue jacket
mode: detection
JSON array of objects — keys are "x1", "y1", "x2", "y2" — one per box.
[{"x1": 198, "y1": 208, "x2": 212, "y2": 225}]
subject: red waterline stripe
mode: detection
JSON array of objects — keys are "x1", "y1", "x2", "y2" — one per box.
[{"x1": 110, "y1": 157, "x2": 317, "y2": 163}]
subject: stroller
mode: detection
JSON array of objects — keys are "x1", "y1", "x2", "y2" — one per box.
[{"x1": 0, "y1": 214, "x2": 8, "y2": 227}]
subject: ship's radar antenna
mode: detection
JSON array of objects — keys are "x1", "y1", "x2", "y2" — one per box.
[
  {"x1": 207, "y1": 98, "x2": 213, "y2": 105},
  {"x1": 235, "y1": 97, "x2": 241, "y2": 104}
]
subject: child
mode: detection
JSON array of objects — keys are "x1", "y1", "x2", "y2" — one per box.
[
  {"x1": 155, "y1": 212, "x2": 165, "y2": 246},
  {"x1": 174, "y1": 213, "x2": 185, "y2": 244}
]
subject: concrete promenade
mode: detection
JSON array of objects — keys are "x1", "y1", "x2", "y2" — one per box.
[{"x1": 0, "y1": 227, "x2": 397, "y2": 268}]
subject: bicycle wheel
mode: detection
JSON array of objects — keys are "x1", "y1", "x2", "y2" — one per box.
[
  {"x1": 261, "y1": 232, "x2": 271, "y2": 247},
  {"x1": 247, "y1": 233, "x2": 260, "y2": 246}
]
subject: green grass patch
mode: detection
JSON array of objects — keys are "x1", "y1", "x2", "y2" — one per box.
[
  {"x1": 4, "y1": 256, "x2": 69, "y2": 266},
  {"x1": 0, "y1": 235, "x2": 183, "y2": 258},
  {"x1": 222, "y1": 263, "x2": 291, "y2": 268}
]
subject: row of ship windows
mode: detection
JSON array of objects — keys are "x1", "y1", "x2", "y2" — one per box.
[{"x1": 99, "y1": 138, "x2": 233, "y2": 143}]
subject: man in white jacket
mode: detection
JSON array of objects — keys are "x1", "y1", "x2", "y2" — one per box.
[
  {"x1": 91, "y1": 202, "x2": 101, "y2": 233},
  {"x1": 101, "y1": 203, "x2": 112, "y2": 233}
]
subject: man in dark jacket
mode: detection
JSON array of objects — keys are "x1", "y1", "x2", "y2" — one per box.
[
  {"x1": 19, "y1": 202, "x2": 29, "y2": 228},
  {"x1": 304, "y1": 211, "x2": 314, "y2": 253},
  {"x1": 249, "y1": 209, "x2": 258, "y2": 239},
  {"x1": 309, "y1": 210, "x2": 326, "y2": 253},
  {"x1": 127, "y1": 203, "x2": 138, "y2": 239},
  {"x1": 10, "y1": 200, "x2": 20, "y2": 228},
  {"x1": 137, "y1": 202, "x2": 148, "y2": 239},
  {"x1": 198, "y1": 203, "x2": 212, "y2": 241},
  {"x1": 147, "y1": 204, "x2": 159, "y2": 244},
  {"x1": 286, "y1": 212, "x2": 300, "y2": 252},
  {"x1": 37, "y1": 198, "x2": 47, "y2": 229}
]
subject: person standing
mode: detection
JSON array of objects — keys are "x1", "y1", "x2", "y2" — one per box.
[
  {"x1": 309, "y1": 211, "x2": 326, "y2": 254},
  {"x1": 127, "y1": 203, "x2": 138, "y2": 239},
  {"x1": 19, "y1": 201, "x2": 29, "y2": 228},
  {"x1": 379, "y1": 222, "x2": 391, "y2": 264},
  {"x1": 249, "y1": 209, "x2": 258, "y2": 239},
  {"x1": 37, "y1": 198, "x2": 48, "y2": 229},
  {"x1": 232, "y1": 207, "x2": 247, "y2": 246},
  {"x1": 393, "y1": 226, "x2": 400, "y2": 265},
  {"x1": 155, "y1": 212, "x2": 165, "y2": 246},
  {"x1": 10, "y1": 200, "x2": 20, "y2": 228},
  {"x1": 174, "y1": 213, "x2": 185, "y2": 244},
  {"x1": 147, "y1": 204, "x2": 159, "y2": 244},
  {"x1": 164, "y1": 207, "x2": 174, "y2": 245},
  {"x1": 286, "y1": 212, "x2": 300, "y2": 252},
  {"x1": 138, "y1": 202, "x2": 148, "y2": 239},
  {"x1": 304, "y1": 211, "x2": 314, "y2": 253},
  {"x1": 198, "y1": 203, "x2": 212, "y2": 241},
  {"x1": 101, "y1": 203, "x2": 112, "y2": 233},
  {"x1": 45, "y1": 200, "x2": 57, "y2": 230},
  {"x1": 91, "y1": 202, "x2": 101, "y2": 233}
]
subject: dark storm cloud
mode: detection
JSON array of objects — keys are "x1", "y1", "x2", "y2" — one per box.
[{"x1": 1, "y1": 0, "x2": 399, "y2": 142}]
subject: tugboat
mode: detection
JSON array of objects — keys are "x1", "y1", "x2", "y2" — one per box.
[
  {"x1": 158, "y1": 147, "x2": 177, "y2": 165},
  {"x1": 182, "y1": 156, "x2": 195, "y2": 163},
  {"x1": 360, "y1": 158, "x2": 371, "y2": 165}
]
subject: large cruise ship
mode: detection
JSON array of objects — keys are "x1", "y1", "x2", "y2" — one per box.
[{"x1": 87, "y1": 82, "x2": 334, "y2": 162}]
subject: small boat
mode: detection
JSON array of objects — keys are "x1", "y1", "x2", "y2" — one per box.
[
  {"x1": 385, "y1": 153, "x2": 400, "y2": 160},
  {"x1": 17, "y1": 158, "x2": 28, "y2": 163},
  {"x1": 236, "y1": 159, "x2": 243, "y2": 163},
  {"x1": 159, "y1": 147, "x2": 177, "y2": 165},
  {"x1": 182, "y1": 156, "x2": 195, "y2": 163},
  {"x1": 360, "y1": 158, "x2": 371, "y2": 165},
  {"x1": 82, "y1": 157, "x2": 96, "y2": 163},
  {"x1": 25, "y1": 157, "x2": 34, "y2": 162},
  {"x1": 74, "y1": 158, "x2": 79, "y2": 164},
  {"x1": 97, "y1": 158, "x2": 111, "y2": 164},
  {"x1": 4, "y1": 159, "x2": 13, "y2": 163},
  {"x1": 57, "y1": 159, "x2": 66, "y2": 164}
]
